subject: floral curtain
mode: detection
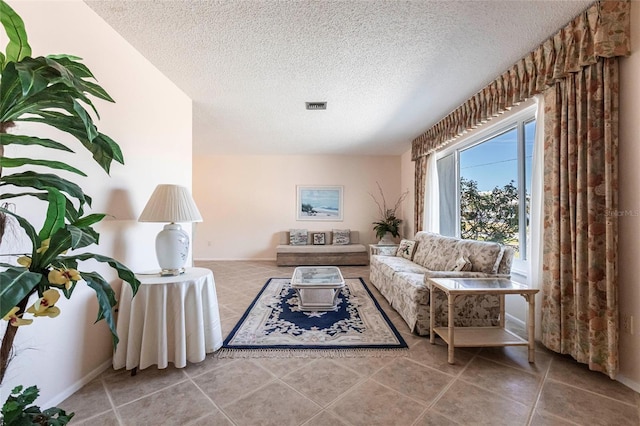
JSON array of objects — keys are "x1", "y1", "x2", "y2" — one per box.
[{"x1": 541, "y1": 58, "x2": 619, "y2": 378}]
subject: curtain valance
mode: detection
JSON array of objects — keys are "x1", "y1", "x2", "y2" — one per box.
[{"x1": 411, "y1": 0, "x2": 630, "y2": 161}]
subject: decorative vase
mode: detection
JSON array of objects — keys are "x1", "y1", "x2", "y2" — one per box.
[{"x1": 378, "y1": 232, "x2": 395, "y2": 245}]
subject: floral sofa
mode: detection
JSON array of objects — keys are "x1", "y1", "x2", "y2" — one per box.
[{"x1": 370, "y1": 231, "x2": 514, "y2": 335}]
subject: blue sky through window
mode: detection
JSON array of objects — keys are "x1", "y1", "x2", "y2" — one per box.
[{"x1": 459, "y1": 123, "x2": 535, "y2": 192}]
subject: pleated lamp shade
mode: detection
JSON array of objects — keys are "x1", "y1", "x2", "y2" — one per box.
[
  {"x1": 139, "y1": 184, "x2": 202, "y2": 223},
  {"x1": 139, "y1": 184, "x2": 202, "y2": 275}
]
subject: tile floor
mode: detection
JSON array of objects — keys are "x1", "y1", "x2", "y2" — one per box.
[{"x1": 61, "y1": 261, "x2": 640, "y2": 426}]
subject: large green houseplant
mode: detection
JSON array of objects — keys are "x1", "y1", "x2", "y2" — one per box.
[
  {"x1": 370, "y1": 182, "x2": 408, "y2": 243},
  {"x1": 0, "y1": 0, "x2": 139, "y2": 393}
]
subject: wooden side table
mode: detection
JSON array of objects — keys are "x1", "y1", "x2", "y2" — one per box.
[
  {"x1": 369, "y1": 244, "x2": 399, "y2": 257},
  {"x1": 113, "y1": 267, "x2": 223, "y2": 371},
  {"x1": 428, "y1": 277, "x2": 539, "y2": 364}
]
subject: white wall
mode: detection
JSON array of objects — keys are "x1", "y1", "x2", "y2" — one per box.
[
  {"x1": 0, "y1": 0, "x2": 192, "y2": 407},
  {"x1": 617, "y1": 0, "x2": 640, "y2": 392},
  {"x1": 192, "y1": 155, "x2": 406, "y2": 259}
]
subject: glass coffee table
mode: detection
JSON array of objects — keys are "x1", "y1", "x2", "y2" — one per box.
[{"x1": 291, "y1": 266, "x2": 345, "y2": 311}]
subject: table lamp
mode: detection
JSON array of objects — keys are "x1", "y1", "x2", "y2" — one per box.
[{"x1": 138, "y1": 184, "x2": 203, "y2": 276}]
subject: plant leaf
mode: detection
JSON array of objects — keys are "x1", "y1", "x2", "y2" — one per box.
[
  {"x1": 0, "y1": 171, "x2": 91, "y2": 208},
  {"x1": 0, "y1": 267, "x2": 40, "y2": 318},
  {"x1": 0, "y1": 0, "x2": 32, "y2": 66},
  {"x1": 0, "y1": 134, "x2": 74, "y2": 152},
  {"x1": 0, "y1": 157, "x2": 87, "y2": 176},
  {"x1": 0, "y1": 61, "x2": 22, "y2": 118},
  {"x1": 0, "y1": 207, "x2": 38, "y2": 254},
  {"x1": 14, "y1": 56, "x2": 54, "y2": 97},
  {"x1": 82, "y1": 271, "x2": 119, "y2": 348},
  {"x1": 20, "y1": 112, "x2": 123, "y2": 173},
  {"x1": 67, "y1": 224, "x2": 97, "y2": 249},
  {"x1": 72, "y1": 213, "x2": 106, "y2": 229},
  {"x1": 0, "y1": 191, "x2": 81, "y2": 222},
  {"x1": 61, "y1": 252, "x2": 140, "y2": 297},
  {"x1": 38, "y1": 227, "x2": 72, "y2": 267},
  {"x1": 72, "y1": 99, "x2": 98, "y2": 141},
  {"x1": 38, "y1": 187, "x2": 66, "y2": 241}
]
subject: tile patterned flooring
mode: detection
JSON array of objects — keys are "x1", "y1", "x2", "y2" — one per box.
[{"x1": 61, "y1": 261, "x2": 640, "y2": 425}]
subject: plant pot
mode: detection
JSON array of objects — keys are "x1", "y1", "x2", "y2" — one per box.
[{"x1": 378, "y1": 232, "x2": 395, "y2": 245}]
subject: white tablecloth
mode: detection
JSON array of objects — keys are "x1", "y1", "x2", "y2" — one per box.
[{"x1": 113, "y1": 267, "x2": 223, "y2": 370}]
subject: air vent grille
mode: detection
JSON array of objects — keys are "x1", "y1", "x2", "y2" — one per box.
[{"x1": 306, "y1": 102, "x2": 327, "y2": 110}]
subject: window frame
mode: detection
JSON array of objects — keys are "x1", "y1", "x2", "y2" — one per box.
[{"x1": 436, "y1": 103, "x2": 536, "y2": 275}]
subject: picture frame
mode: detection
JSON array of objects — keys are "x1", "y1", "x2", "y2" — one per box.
[
  {"x1": 296, "y1": 185, "x2": 344, "y2": 221},
  {"x1": 312, "y1": 232, "x2": 326, "y2": 245}
]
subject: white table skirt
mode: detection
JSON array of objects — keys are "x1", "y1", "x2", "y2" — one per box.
[{"x1": 113, "y1": 267, "x2": 223, "y2": 370}]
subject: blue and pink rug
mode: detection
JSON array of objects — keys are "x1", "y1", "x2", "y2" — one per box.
[{"x1": 219, "y1": 277, "x2": 408, "y2": 357}]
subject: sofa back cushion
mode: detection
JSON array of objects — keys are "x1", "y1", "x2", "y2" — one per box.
[
  {"x1": 446, "y1": 239, "x2": 504, "y2": 274},
  {"x1": 412, "y1": 232, "x2": 459, "y2": 270},
  {"x1": 497, "y1": 246, "x2": 515, "y2": 274},
  {"x1": 411, "y1": 232, "x2": 506, "y2": 274}
]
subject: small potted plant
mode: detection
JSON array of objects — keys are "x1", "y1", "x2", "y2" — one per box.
[{"x1": 370, "y1": 182, "x2": 409, "y2": 245}]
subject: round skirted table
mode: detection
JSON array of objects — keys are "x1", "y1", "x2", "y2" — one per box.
[{"x1": 113, "y1": 267, "x2": 223, "y2": 371}]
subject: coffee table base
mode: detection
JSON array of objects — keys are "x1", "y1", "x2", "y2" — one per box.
[{"x1": 294, "y1": 288, "x2": 343, "y2": 311}]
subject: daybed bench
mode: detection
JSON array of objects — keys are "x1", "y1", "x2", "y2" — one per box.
[
  {"x1": 276, "y1": 230, "x2": 368, "y2": 266},
  {"x1": 370, "y1": 231, "x2": 514, "y2": 335}
]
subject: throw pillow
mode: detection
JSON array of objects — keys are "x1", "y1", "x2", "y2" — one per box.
[
  {"x1": 312, "y1": 232, "x2": 326, "y2": 245},
  {"x1": 289, "y1": 229, "x2": 308, "y2": 245},
  {"x1": 451, "y1": 256, "x2": 473, "y2": 272},
  {"x1": 332, "y1": 229, "x2": 350, "y2": 245},
  {"x1": 396, "y1": 239, "x2": 417, "y2": 260}
]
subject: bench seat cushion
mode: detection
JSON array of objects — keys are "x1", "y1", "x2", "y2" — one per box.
[{"x1": 276, "y1": 244, "x2": 366, "y2": 253}]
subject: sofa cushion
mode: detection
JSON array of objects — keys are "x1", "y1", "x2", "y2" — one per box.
[
  {"x1": 312, "y1": 232, "x2": 326, "y2": 245},
  {"x1": 411, "y1": 232, "x2": 440, "y2": 266},
  {"x1": 332, "y1": 229, "x2": 350, "y2": 245},
  {"x1": 451, "y1": 256, "x2": 472, "y2": 271},
  {"x1": 371, "y1": 255, "x2": 429, "y2": 276},
  {"x1": 289, "y1": 229, "x2": 308, "y2": 245},
  {"x1": 448, "y1": 239, "x2": 504, "y2": 273},
  {"x1": 277, "y1": 244, "x2": 366, "y2": 253},
  {"x1": 497, "y1": 246, "x2": 515, "y2": 274},
  {"x1": 396, "y1": 239, "x2": 417, "y2": 260}
]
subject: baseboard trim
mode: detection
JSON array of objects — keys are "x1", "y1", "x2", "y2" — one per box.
[
  {"x1": 505, "y1": 314, "x2": 640, "y2": 393},
  {"x1": 193, "y1": 257, "x2": 276, "y2": 262},
  {"x1": 41, "y1": 358, "x2": 112, "y2": 409},
  {"x1": 616, "y1": 374, "x2": 640, "y2": 394},
  {"x1": 505, "y1": 312, "x2": 526, "y2": 329}
]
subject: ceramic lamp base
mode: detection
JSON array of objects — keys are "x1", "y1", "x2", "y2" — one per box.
[{"x1": 156, "y1": 223, "x2": 189, "y2": 275}]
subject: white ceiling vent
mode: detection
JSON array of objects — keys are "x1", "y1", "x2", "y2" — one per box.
[{"x1": 306, "y1": 102, "x2": 327, "y2": 110}]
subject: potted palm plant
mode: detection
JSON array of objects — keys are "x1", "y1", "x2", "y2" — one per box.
[
  {"x1": 370, "y1": 182, "x2": 409, "y2": 245},
  {"x1": 0, "y1": 0, "x2": 139, "y2": 406}
]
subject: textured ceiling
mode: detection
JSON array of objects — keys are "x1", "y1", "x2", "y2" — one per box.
[{"x1": 84, "y1": 0, "x2": 593, "y2": 156}]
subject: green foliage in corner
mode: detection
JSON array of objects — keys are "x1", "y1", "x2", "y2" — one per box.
[{"x1": 1, "y1": 385, "x2": 74, "y2": 425}]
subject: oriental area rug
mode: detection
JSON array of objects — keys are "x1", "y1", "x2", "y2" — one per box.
[{"x1": 218, "y1": 277, "x2": 408, "y2": 358}]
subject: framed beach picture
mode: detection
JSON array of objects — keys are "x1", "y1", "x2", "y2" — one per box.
[{"x1": 296, "y1": 185, "x2": 343, "y2": 221}]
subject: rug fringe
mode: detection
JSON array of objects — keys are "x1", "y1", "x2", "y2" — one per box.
[{"x1": 215, "y1": 347, "x2": 409, "y2": 359}]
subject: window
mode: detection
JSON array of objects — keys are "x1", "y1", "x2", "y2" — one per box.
[{"x1": 437, "y1": 107, "x2": 535, "y2": 268}]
